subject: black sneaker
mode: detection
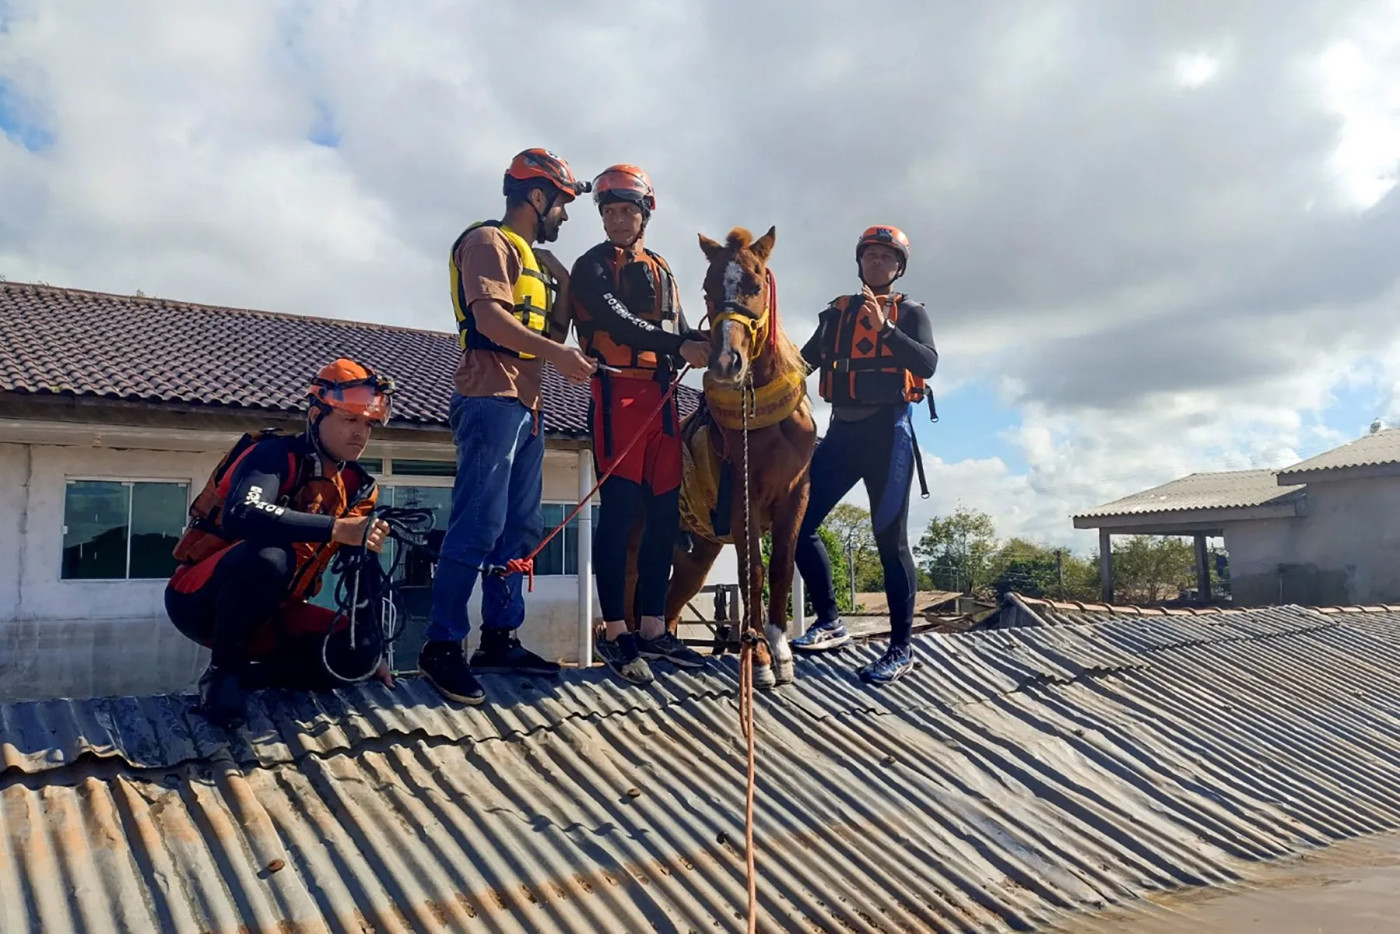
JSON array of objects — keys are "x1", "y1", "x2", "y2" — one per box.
[
  {"x1": 596, "y1": 632, "x2": 655, "y2": 686},
  {"x1": 470, "y1": 631, "x2": 561, "y2": 676},
  {"x1": 197, "y1": 663, "x2": 248, "y2": 730},
  {"x1": 419, "y1": 640, "x2": 485, "y2": 705},
  {"x1": 638, "y1": 631, "x2": 707, "y2": 669}
]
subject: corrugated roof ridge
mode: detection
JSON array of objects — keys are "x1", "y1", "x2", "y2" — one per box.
[
  {"x1": 1016, "y1": 592, "x2": 1400, "y2": 616},
  {"x1": 1013, "y1": 593, "x2": 1243, "y2": 616}
]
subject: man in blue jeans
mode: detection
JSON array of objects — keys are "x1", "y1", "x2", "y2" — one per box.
[{"x1": 420, "y1": 149, "x2": 597, "y2": 705}]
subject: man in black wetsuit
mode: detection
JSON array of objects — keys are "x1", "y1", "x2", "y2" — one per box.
[
  {"x1": 165, "y1": 358, "x2": 396, "y2": 727},
  {"x1": 791, "y1": 225, "x2": 939, "y2": 685},
  {"x1": 568, "y1": 163, "x2": 711, "y2": 685}
]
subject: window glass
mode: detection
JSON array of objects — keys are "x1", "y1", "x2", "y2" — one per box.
[
  {"x1": 62, "y1": 481, "x2": 130, "y2": 580},
  {"x1": 129, "y1": 482, "x2": 189, "y2": 579}
]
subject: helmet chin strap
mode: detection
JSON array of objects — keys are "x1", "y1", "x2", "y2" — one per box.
[
  {"x1": 306, "y1": 407, "x2": 347, "y2": 472},
  {"x1": 531, "y1": 188, "x2": 561, "y2": 243}
]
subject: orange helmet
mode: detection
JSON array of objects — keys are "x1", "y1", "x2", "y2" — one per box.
[
  {"x1": 306, "y1": 358, "x2": 394, "y2": 425},
  {"x1": 503, "y1": 148, "x2": 588, "y2": 201},
  {"x1": 857, "y1": 225, "x2": 910, "y2": 266},
  {"x1": 593, "y1": 164, "x2": 656, "y2": 215}
]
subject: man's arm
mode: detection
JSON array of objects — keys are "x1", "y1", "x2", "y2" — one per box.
[
  {"x1": 221, "y1": 443, "x2": 336, "y2": 543},
  {"x1": 473, "y1": 298, "x2": 575, "y2": 357},
  {"x1": 571, "y1": 249, "x2": 687, "y2": 356},
  {"x1": 882, "y1": 302, "x2": 938, "y2": 379},
  {"x1": 800, "y1": 308, "x2": 833, "y2": 372}
]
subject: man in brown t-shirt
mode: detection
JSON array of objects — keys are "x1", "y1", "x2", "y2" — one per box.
[{"x1": 421, "y1": 148, "x2": 596, "y2": 706}]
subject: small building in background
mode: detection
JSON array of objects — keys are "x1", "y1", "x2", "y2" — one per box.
[{"x1": 1073, "y1": 429, "x2": 1400, "y2": 607}]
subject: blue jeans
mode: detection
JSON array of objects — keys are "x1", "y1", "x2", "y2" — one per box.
[{"x1": 426, "y1": 394, "x2": 545, "y2": 643}]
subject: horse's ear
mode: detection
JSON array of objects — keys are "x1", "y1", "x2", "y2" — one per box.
[
  {"x1": 698, "y1": 233, "x2": 722, "y2": 261},
  {"x1": 750, "y1": 226, "x2": 776, "y2": 262}
]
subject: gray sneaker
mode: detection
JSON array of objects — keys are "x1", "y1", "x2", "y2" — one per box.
[
  {"x1": 595, "y1": 632, "x2": 654, "y2": 686},
  {"x1": 638, "y1": 631, "x2": 707, "y2": 669}
]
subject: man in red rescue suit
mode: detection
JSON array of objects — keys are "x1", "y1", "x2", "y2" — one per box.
[
  {"x1": 165, "y1": 358, "x2": 396, "y2": 729},
  {"x1": 568, "y1": 164, "x2": 711, "y2": 686},
  {"x1": 791, "y1": 226, "x2": 939, "y2": 685},
  {"x1": 420, "y1": 148, "x2": 597, "y2": 706}
]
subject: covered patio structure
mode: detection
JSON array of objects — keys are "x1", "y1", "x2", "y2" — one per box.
[{"x1": 1072, "y1": 469, "x2": 1306, "y2": 602}]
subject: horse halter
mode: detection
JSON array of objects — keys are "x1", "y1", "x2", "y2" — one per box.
[{"x1": 708, "y1": 267, "x2": 775, "y2": 354}]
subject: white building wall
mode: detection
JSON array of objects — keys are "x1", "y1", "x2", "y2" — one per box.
[
  {"x1": 1, "y1": 433, "x2": 739, "y2": 702},
  {"x1": 1225, "y1": 475, "x2": 1400, "y2": 606}
]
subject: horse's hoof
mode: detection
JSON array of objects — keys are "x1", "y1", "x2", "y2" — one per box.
[
  {"x1": 774, "y1": 658, "x2": 794, "y2": 685},
  {"x1": 753, "y1": 664, "x2": 777, "y2": 692}
]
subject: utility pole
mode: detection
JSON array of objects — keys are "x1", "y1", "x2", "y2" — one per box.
[
  {"x1": 1056, "y1": 549, "x2": 1064, "y2": 599},
  {"x1": 846, "y1": 540, "x2": 857, "y2": 610}
]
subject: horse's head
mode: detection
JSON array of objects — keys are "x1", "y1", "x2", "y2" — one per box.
[{"x1": 699, "y1": 226, "x2": 776, "y2": 386}]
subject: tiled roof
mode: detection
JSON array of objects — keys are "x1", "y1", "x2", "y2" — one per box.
[
  {"x1": 1074, "y1": 468, "x2": 1304, "y2": 519},
  {"x1": 0, "y1": 280, "x2": 699, "y2": 437},
  {"x1": 1277, "y1": 428, "x2": 1400, "y2": 480},
  {"x1": 9, "y1": 615, "x2": 1400, "y2": 930}
]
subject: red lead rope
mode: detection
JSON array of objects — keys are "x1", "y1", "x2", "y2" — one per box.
[
  {"x1": 496, "y1": 361, "x2": 694, "y2": 592},
  {"x1": 498, "y1": 268, "x2": 777, "y2": 593}
]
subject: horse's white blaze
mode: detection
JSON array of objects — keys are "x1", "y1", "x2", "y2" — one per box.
[
  {"x1": 766, "y1": 623, "x2": 792, "y2": 662},
  {"x1": 722, "y1": 260, "x2": 743, "y2": 301},
  {"x1": 721, "y1": 319, "x2": 744, "y2": 347}
]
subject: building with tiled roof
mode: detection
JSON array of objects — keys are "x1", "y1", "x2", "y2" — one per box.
[{"x1": 0, "y1": 280, "x2": 723, "y2": 703}]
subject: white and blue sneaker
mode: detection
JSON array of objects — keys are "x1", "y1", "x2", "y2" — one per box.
[
  {"x1": 791, "y1": 619, "x2": 851, "y2": 653},
  {"x1": 860, "y1": 645, "x2": 915, "y2": 685}
]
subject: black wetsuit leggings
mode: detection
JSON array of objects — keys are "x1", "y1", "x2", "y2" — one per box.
[
  {"x1": 794, "y1": 404, "x2": 918, "y2": 648},
  {"x1": 593, "y1": 478, "x2": 681, "y2": 622},
  {"x1": 165, "y1": 541, "x2": 377, "y2": 689}
]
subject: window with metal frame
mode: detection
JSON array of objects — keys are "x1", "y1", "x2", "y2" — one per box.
[{"x1": 61, "y1": 479, "x2": 190, "y2": 580}]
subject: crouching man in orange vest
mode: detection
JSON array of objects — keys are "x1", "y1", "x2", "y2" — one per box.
[
  {"x1": 165, "y1": 358, "x2": 396, "y2": 729},
  {"x1": 569, "y1": 164, "x2": 711, "y2": 686}
]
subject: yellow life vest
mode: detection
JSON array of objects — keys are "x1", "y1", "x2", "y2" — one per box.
[{"x1": 450, "y1": 220, "x2": 551, "y2": 360}]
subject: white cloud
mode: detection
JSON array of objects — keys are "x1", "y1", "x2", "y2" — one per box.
[{"x1": 2, "y1": 0, "x2": 1399, "y2": 557}]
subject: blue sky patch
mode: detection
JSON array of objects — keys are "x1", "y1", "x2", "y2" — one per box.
[
  {"x1": 914, "y1": 379, "x2": 1029, "y2": 474},
  {"x1": 0, "y1": 80, "x2": 54, "y2": 152},
  {"x1": 309, "y1": 99, "x2": 341, "y2": 147}
]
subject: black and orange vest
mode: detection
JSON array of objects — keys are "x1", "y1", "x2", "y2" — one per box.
[
  {"x1": 171, "y1": 430, "x2": 378, "y2": 601},
  {"x1": 816, "y1": 292, "x2": 929, "y2": 408},
  {"x1": 571, "y1": 242, "x2": 680, "y2": 379}
]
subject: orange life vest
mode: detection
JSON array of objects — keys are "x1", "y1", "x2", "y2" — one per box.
[
  {"x1": 172, "y1": 429, "x2": 378, "y2": 601},
  {"x1": 816, "y1": 292, "x2": 929, "y2": 408},
  {"x1": 572, "y1": 243, "x2": 681, "y2": 379}
]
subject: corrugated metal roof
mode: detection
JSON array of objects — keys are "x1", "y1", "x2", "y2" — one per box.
[
  {"x1": 990, "y1": 594, "x2": 1243, "y2": 629},
  {"x1": 8, "y1": 611, "x2": 1400, "y2": 932},
  {"x1": 1276, "y1": 428, "x2": 1400, "y2": 480},
  {"x1": 1074, "y1": 469, "x2": 1304, "y2": 519}
]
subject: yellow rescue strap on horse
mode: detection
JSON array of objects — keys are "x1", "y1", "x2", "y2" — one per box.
[{"x1": 702, "y1": 369, "x2": 806, "y2": 430}]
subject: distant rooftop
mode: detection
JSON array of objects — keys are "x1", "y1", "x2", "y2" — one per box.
[
  {"x1": 1073, "y1": 468, "x2": 1304, "y2": 520},
  {"x1": 1277, "y1": 428, "x2": 1400, "y2": 482}
]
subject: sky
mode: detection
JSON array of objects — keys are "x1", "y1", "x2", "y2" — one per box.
[{"x1": 2, "y1": 0, "x2": 1398, "y2": 554}]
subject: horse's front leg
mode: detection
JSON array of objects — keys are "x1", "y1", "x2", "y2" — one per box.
[
  {"x1": 765, "y1": 479, "x2": 809, "y2": 686},
  {"x1": 731, "y1": 497, "x2": 775, "y2": 691}
]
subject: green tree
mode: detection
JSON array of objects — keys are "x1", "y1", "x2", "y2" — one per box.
[
  {"x1": 987, "y1": 538, "x2": 1060, "y2": 599},
  {"x1": 1112, "y1": 535, "x2": 1196, "y2": 602},
  {"x1": 821, "y1": 503, "x2": 883, "y2": 593},
  {"x1": 916, "y1": 506, "x2": 998, "y2": 595},
  {"x1": 760, "y1": 527, "x2": 851, "y2": 617}
]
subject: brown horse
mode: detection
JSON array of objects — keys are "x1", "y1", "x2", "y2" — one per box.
[{"x1": 623, "y1": 226, "x2": 816, "y2": 688}]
